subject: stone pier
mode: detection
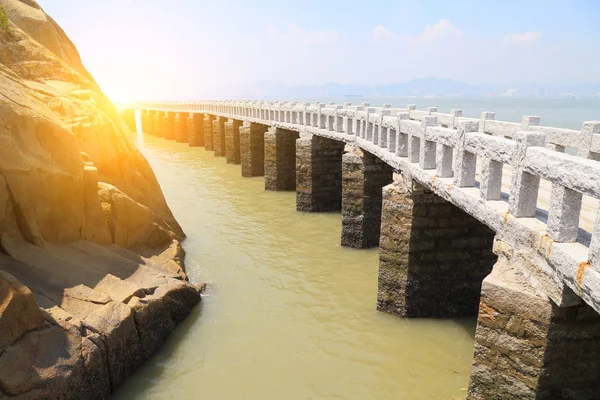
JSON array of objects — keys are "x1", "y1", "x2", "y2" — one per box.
[
  {"x1": 225, "y1": 119, "x2": 242, "y2": 164},
  {"x1": 152, "y1": 111, "x2": 162, "y2": 136},
  {"x1": 142, "y1": 111, "x2": 152, "y2": 135},
  {"x1": 264, "y1": 127, "x2": 300, "y2": 191},
  {"x1": 296, "y1": 135, "x2": 346, "y2": 212},
  {"x1": 163, "y1": 112, "x2": 175, "y2": 140},
  {"x1": 239, "y1": 122, "x2": 268, "y2": 177},
  {"x1": 204, "y1": 114, "x2": 216, "y2": 151},
  {"x1": 175, "y1": 112, "x2": 189, "y2": 143},
  {"x1": 467, "y1": 240, "x2": 600, "y2": 399},
  {"x1": 377, "y1": 174, "x2": 497, "y2": 317},
  {"x1": 341, "y1": 147, "x2": 393, "y2": 248},
  {"x1": 213, "y1": 116, "x2": 226, "y2": 156},
  {"x1": 188, "y1": 113, "x2": 205, "y2": 147}
]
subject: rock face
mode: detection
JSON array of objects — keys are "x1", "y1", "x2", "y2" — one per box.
[{"x1": 0, "y1": 1, "x2": 201, "y2": 398}]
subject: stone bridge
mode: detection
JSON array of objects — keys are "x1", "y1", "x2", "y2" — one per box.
[{"x1": 126, "y1": 100, "x2": 600, "y2": 399}]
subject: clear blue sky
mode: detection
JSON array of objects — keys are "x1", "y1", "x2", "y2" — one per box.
[{"x1": 38, "y1": 0, "x2": 600, "y2": 101}]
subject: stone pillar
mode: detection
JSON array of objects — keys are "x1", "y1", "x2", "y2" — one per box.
[
  {"x1": 239, "y1": 122, "x2": 267, "y2": 177},
  {"x1": 163, "y1": 112, "x2": 175, "y2": 140},
  {"x1": 204, "y1": 115, "x2": 216, "y2": 151},
  {"x1": 225, "y1": 119, "x2": 242, "y2": 164},
  {"x1": 213, "y1": 117, "x2": 226, "y2": 156},
  {"x1": 188, "y1": 113, "x2": 205, "y2": 147},
  {"x1": 296, "y1": 135, "x2": 345, "y2": 212},
  {"x1": 467, "y1": 245, "x2": 600, "y2": 400},
  {"x1": 264, "y1": 127, "x2": 300, "y2": 191},
  {"x1": 174, "y1": 112, "x2": 189, "y2": 143},
  {"x1": 341, "y1": 148, "x2": 393, "y2": 248},
  {"x1": 142, "y1": 111, "x2": 151, "y2": 135},
  {"x1": 377, "y1": 174, "x2": 497, "y2": 317},
  {"x1": 153, "y1": 111, "x2": 165, "y2": 137}
]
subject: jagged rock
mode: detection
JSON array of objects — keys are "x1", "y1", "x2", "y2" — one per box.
[
  {"x1": 154, "y1": 279, "x2": 201, "y2": 323},
  {"x1": 0, "y1": 324, "x2": 83, "y2": 397},
  {"x1": 128, "y1": 295, "x2": 175, "y2": 359},
  {"x1": 0, "y1": 270, "x2": 44, "y2": 354},
  {"x1": 81, "y1": 334, "x2": 111, "y2": 400},
  {"x1": 82, "y1": 302, "x2": 144, "y2": 389},
  {"x1": 0, "y1": 0, "x2": 201, "y2": 397}
]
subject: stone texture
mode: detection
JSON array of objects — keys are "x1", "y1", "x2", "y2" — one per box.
[
  {"x1": 468, "y1": 252, "x2": 600, "y2": 400},
  {"x1": 377, "y1": 175, "x2": 497, "y2": 317},
  {"x1": 153, "y1": 112, "x2": 163, "y2": 137},
  {"x1": 213, "y1": 117, "x2": 226, "y2": 156},
  {"x1": 296, "y1": 135, "x2": 346, "y2": 212},
  {"x1": 163, "y1": 112, "x2": 175, "y2": 140},
  {"x1": 204, "y1": 114, "x2": 216, "y2": 151},
  {"x1": 0, "y1": 270, "x2": 44, "y2": 354},
  {"x1": 188, "y1": 113, "x2": 204, "y2": 147},
  {"x1": 174, "y1": 112, "x2": 189, "y2": 143},
  {"x1": 341, "y1": 147, "x2": 393, "y2": 248},
  {"x1": 265, "y1": 127, "x2": 299, "y2": 191},
  {"x1": 225, "y1": 119, "x2": 242, "y2": 164},
  {"x1": 240, "y1": 122, "x2": 267, "y2": 177}
]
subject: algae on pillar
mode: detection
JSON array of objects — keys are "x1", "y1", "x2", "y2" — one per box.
[
  {"x1": 377, "y1": 174, "x2": 496, "y2": 317},
  {"x1": 264, "y1": 127, "x2": 300, "y2": 191},
  {"x1": 467, "y1": 241, "x2": 600, "y2": 399},
  {"x1": 204, "y1": 114, "x2": 216, "y2": 151},
  {"x1": 175, "y1": 112, "x2": 189, "y2": 143},
  {"x1": 239, "y1": 122, "x2": 267, "y2": 177},
  {"x1": 296, "y1": 134, "x2": 345, "y2": 212},
  {"x1": 213, "y1": 117, "x2": 226, "y2": 156},
  {"x1": 163, "y1": 112, "x2": 175, "y2": 140},
  {"x1": 188, "y1": 113, "x2": 205, "y2": 147},
  {"x1": 225, "y1": 119, "x2": 242, "y2": 164},
  {"x1": 341, "y1": 147, "x2": 393, "y2": 248}
]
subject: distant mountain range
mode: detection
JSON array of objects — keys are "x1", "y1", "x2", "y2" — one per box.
[{"x1": 214, "y1": 78, "x2": 600, "y2": 99}]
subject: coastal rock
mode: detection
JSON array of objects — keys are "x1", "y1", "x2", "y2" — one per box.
[
  {"x1": 0, "y1": 271, "x2": 44, "y2": 354},
  {"x1": 0, "y1": 0, "x2": 201, "y2": 397}
]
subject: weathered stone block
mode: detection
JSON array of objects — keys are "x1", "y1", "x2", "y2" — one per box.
[
  {"x1": 468, "y1": 255, "x2": 600, "y2": 400},
  {"x1": 225, "y1": 119, "x2": 242, "y2": 164},
  {"x1": 204, "y1": 115, "x2": 216, "y2": 151},
  {"x1": 265, "y1": 127, "x2": 299, "y2": 191},
  {"x1": 174, "y1": 112, "x2": 189, "y2": 143},
  {"x1": 240, "y1": 122, "x2": 267, "y2": 177},
  {"x1": 163, "y1": 112, "x2": 175, "y2": 140},
  {"x1": 188, "y1": 113, "x2": 205, "y2": 147},
  {"x1": 213, "y1": 117, "x2": 226, "y2": 157},
  {"x1": 377, "y1": 176, "x2": 497, "y2": 317},
  {"x1": 341, "y1": 148, "x2": 393, "y2": 248},
  {"x1": 296, "y1": 135, "x2": 345, "y2": 211}
]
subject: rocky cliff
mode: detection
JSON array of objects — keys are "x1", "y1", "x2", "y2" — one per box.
[{"x1": 0, "y1": 1, "x2": 201, "y2": 398}]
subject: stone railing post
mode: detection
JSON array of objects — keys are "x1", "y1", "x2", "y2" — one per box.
[
  {"x1": 454, "y1": 120, "x2": 479, "y2": 187},
  {"x1": 547, "y1": 183, "x2": 583, "y2": 242},
  {"x1": 479, "y1": 112, "x2": 495, "y2": 133},
  {"x1": 396, "y1": 112, "x2": 410, "y2": 158},
  {"x1": 578, "y1": 121, "x2": 600, "y2": 159},
  {"x1": 508, "y1": 131, "x2": 546, "y2": 217},
  {"x1": 419, "y1": 116, "x2": 438, "y2": 170},
  {"x1": 591, "y1": 212, "x2": 600, "y2": 267}
]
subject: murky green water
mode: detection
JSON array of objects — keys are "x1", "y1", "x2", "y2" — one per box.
[{"x1": 113, "y1": 134, "x2": 475, "y2": 400}]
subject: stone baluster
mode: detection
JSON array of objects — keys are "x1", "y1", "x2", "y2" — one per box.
[
  {"x1": 450, "y1": 109, "x2": 463, "y2": 128},
  {"x1": 436, "y1": 140, "x2": 454, "y2": 179},
  {"x1": 454, "y1": 120, "x2": 479, "y2": 187},
  {"x1": 508, "y1": 131, "x2": 546, "y2": 217},
  {"x1": 396, "y1": 112, "x2": 410, "y2": 158},
  {"x1": 479, "y1": 158, "x2": 504, "y2": 201},
  {"x1": 419, "y1": 116, "x2": 438, "y2": 170},
  {"x1": 578, "y1": 121, "x2": 600, "y2": 160},
  {"x1": 591, "y1": 211, "x2": 600, "y2": 267},
  {"x1": 378, "y1": 109, "x2": 390, "y2": 147},
  {"x1": 547, "y1": 184, "x2": 583, "y2": 242},
  {"x1": 479, "y1": 111, "x2": 495, "y2": 134}
]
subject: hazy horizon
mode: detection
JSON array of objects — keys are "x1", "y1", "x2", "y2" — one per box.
[{"x1": 39, "y1": 0, "x2": 600, "y2": 102}]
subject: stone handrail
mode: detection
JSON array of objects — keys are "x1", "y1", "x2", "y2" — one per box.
[{"x1": 133, "y1": 100, "x2": 600, "y2": 313}]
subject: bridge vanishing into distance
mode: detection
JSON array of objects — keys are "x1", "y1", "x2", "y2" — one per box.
[{"x1": 125, "y1": 100, "x2": 600, "y2": 399}]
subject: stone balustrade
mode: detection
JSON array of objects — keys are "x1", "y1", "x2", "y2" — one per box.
[{"x1": 134, "y1": 99, "x2": 600, "y2": 317}]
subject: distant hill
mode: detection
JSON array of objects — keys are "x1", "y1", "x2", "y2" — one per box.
[{"x1": 210, "y1": 78, "x2": 600, "y2": 99}]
